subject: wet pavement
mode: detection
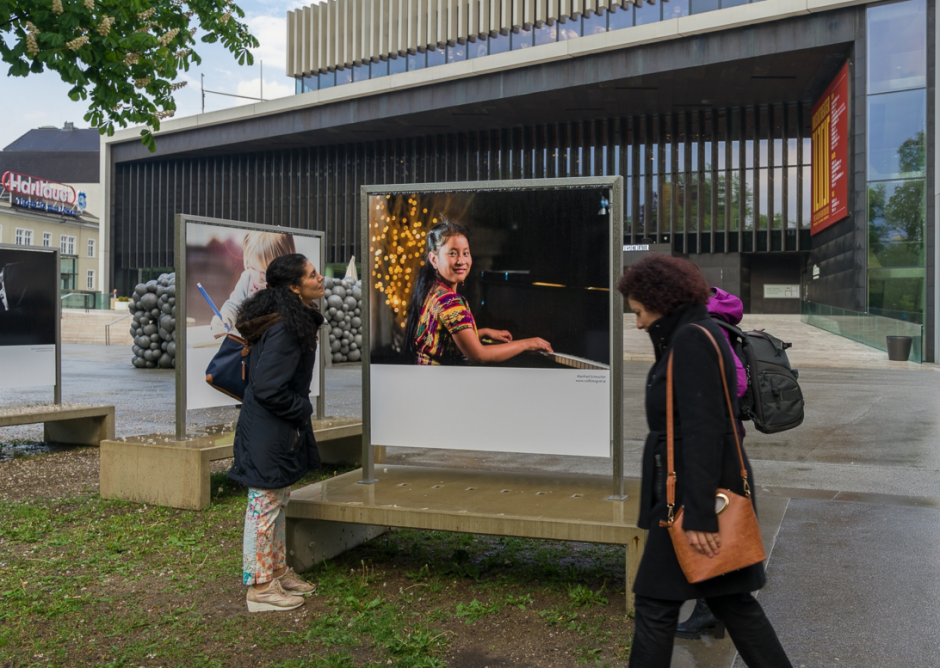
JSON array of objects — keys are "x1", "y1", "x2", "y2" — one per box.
[{"x1": 1, "y1": 338, "x2": 938, "y2": 667}]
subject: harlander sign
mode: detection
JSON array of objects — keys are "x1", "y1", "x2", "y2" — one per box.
[{"x1": 1, "y1": 171, "x2": 84, "y2": 217}]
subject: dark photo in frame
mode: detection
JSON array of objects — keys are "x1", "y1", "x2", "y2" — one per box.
[{"x1": 0, "y1": 246, "x2": 58, "y2": 347}]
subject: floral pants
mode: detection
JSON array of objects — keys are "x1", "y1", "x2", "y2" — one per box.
[{"x1": 242, "y1": 486, "x2": 291, "y2": 586}]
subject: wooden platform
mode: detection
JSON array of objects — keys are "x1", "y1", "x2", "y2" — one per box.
[
  {"x1": 100, "y1": 416, "x2": 365, "y2": 511},
  {"x1": 286, "y1": 465, "x2": 646, "y2": 610},
  {"x1": 0, "y1": 403, "x2": 115, "y2": 446}
]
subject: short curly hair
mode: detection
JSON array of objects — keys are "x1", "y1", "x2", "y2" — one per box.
[{"x1": 617, "y1": 254, "x2": 710, "y2": 315}]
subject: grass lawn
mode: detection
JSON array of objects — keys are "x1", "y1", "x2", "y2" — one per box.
[{"x1": 0, "y1": 467, "x2": 634, "y2": 667}]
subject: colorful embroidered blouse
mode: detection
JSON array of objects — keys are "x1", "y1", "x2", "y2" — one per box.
[{"x1": 414, "y1": 282, "x2": 478, "y2": 365}]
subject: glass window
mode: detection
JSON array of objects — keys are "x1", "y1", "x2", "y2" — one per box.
[
  {"x1": 635, "y1": 1, "x2": 661, "y2": 25},
  {"x1": 407, "y1": 50, "x2": 426, "y2": 71},
  {"x1": 582, "y1": 10, "x2": 607, "y2": 36},
  {"x1": 371, "y1": 58, "x2": 389, "y2": 78},
  {"x1": 86, "y1": 270, "x2": 95, "y2": 291},
  {"x1": 87, "y1": 238, "x2": 95, "y2": 258},
  {"x1": 511, "y1": 26, "x2": 534, "y2": 49},
  {"x1": 663, "y1": 0, "x2": 689, "y2": 20},
  {"x1": 867, "y1": 0, "x2": 926, "y2": 94},
  {"x1": 353, "y1": 62, "x2": 370, "y2": 82},
  {"x1": 304, "y1": 75, "x2": 318, "y2": 92},
  {"x1": 691, "y1": 0, "x2": 720, "y2": 14},
  {"x1": 295, "y1": 77, "x2": 303, "y2": 95},
  {"x1": 60, "y1": 235, "x2": 75, "y2": 255},
  {"x1": 489, "y1": 30, "x2": 510, "y2": 55},
  {"x1": 43, "y1": 232, "x2": 51, "y2": 247},
  {"x1": 389, "y1": 54, "x2": 407, "y2": 74},
  {"x1": 557, "y1": 16, "x2": 581, "y2": 41},
  {"x1": 868, "y1": 89, "x2": 926, "y2": 180},
  {"x1": 335, "y1": 67, "x2": 352, "y2": 85},
  {"x1": 15, "y1": 228, "x2": 32, "y2": 245},
  {"x1": 608, "y1": 4, "x2": 633, "y2": 31},
  {"x1": 467, "y1": 38, "x2": 488, "y2": 59},
  {"x1": 318, "y1": 70, "x2": 335, "y2": 89},
  {"x1": 867, "y1": 266, "x2": 925, "y2": 323},
  {"x1": 868, "y1": 179, "x2": 925, "y2": 268},
  {"x1": 534, "y1": 22, "x2": 558, "y2": 45},
  {"x1": 447, "y1": 42, "x2": 468, "y2": 62},
  {"x1": 427, "y1": 46, "x2": 446, "y2": 67},
  {"x1": 722, "y1": 0, "x2": 749, "y2": 7}
]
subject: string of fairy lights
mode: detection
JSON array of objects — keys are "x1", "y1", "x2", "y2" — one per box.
[{"x1": 371, "y1": 194, "x2": 436, "y2": 337}]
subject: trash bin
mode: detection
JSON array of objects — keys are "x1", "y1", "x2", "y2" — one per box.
[{"x1": 886, "y1": 336, "x2": 913, "y2": 361}]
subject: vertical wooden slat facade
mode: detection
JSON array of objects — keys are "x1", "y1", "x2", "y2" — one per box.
[{"x1": 111, "y1": 104, "x2": 812, "y2": 291}]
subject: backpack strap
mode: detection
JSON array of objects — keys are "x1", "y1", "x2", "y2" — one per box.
[{"x1": 661, "y1": 323, "x2": 751, "y2": 528}]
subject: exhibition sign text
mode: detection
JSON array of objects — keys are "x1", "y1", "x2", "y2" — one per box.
[{"x1": 811, "y1": 62, "x2": 849, "y2": 235}]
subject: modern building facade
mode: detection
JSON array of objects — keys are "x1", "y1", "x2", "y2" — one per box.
[
  {"x1": 1, "y1": 124, "x2": 101, "y2": 292},
  {"x1": 100, "y1": 0, "x2": 939, "y2": 361}
]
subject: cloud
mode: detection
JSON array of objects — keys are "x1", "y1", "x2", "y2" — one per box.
[
  {"x1": 246, "y1": 14, "x2": 288, "y2": 64},
  {"x1": 236, "y1": 77, "x2": 294, "y2": 105}
]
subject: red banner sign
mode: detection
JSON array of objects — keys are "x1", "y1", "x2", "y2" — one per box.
[
  {"x1": 1, "y1": 170, "x2": 77, "y2": 206},
  {"x1": 811, "y1": 62, "x2": 849, "y2": 235}
]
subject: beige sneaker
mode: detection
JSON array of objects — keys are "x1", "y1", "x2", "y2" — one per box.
[
  {"x1": 278, "y1": 567, "x2": 317, "y2": 596},
  {"x1": 246, "y1": 578, "x2": 305, "y2": 613}
]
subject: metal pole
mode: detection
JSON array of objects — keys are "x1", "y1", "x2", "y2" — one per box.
[
  {"x1": 174, "y1": 215, "x2": 187, "y2": 440},
  {"x1": 360, "y1": 186, "x2": 376, "y2": 484},
  {"x1": 260, "y1": 61, "x2": 264, "y2": 102},
  {"x1": 201, "y1": 74, "x2": 205, "y2": 114},
  {"x1": 609, "y1": 179, "x2": 626, "y2": 500},
  {"x1": 54, "y1": 249, "x2": 61, "y2": 405}
]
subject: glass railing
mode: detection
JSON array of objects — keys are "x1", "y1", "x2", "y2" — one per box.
[
  {"x1": 60, "y1": 292, "x2": 113, "y2": 310},
  {"x1": 801, "y1": 301, "x2": 923, "y2": 363},
  {"x1": 295, "y1": 0, "x2": 769, "y2": 95}
]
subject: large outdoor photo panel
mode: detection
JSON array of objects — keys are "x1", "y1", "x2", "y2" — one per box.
[
  {"x1": 0, "y1": 244, "x2": 58, "y2": 389},
  {"x1": 177, "y1": 217, "x2": 323, "y2": 412},
  {"x1": 366, "y1": 179, "x2": 622, "y2": 458}
]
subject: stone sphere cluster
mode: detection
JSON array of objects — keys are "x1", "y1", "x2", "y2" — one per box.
[
  {"x1": 323, "y1": 276, "x2": 362, "y2": 363},
  {"x1": 129, "y1": 273, "x2": 176, "y2": 369}
]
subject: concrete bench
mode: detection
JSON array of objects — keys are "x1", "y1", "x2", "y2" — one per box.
[
  {"x1": 285, "y1": 464, "x2": 646, "y2": 611},
  {"x1": 0, "y1": 404, "x2": 115, "y2": 446},
  {"x1": 100, "y1": 417, "x2": 366, "y2": 511}
]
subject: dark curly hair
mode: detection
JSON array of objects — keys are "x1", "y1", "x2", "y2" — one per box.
[
  {"x1": 236, "y1": 253, "x2": 321, "y2": 350},
  {"x1": 617, "y1": 254, "x2": 710, "y2": 316}
]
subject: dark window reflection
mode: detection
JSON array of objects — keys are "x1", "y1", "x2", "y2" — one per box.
[
  {"x1": 691, "y1": 0, "x2": 720, "y2": 13},
  {"x1": 635, "y1": 1, "x2": 661, "y2": 25},
  {"x1": 335, "y1": 67, "x2": 352, "y2": 86},
  {"x1": 663, "y1": 0, "x2": 689, "y2": 19},
  {"x1": 318, "y1": 70, "x2": 335, "y2": 89},
  {"x1": 467, "y1": 37, "x2": 488, "y2": 59},
  {"x1": 867, "y1": 267, "x2": 925, "y2": 323},
  {"x1": 868, "y1": 179, "x2": 926, "y2": 268}
]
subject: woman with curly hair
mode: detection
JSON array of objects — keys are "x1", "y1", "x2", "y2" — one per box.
[
  {"x1": 229, "y1": 253, "x2": 324, "y2": 612},
  {"x1": 618, "y1": 255, "x2": 791, "y2": 668},
  {"x1": 402, "y1": 219, "x2": 552, "y2": 365}
]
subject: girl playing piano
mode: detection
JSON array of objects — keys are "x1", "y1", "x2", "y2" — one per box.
[{"x1": 402, "y1": 220, "x2": 553, "y2": 365}]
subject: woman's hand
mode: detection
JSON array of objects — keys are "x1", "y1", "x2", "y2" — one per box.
[
  {"x1": 685, "y1": 530, "x2": 721, "y2": 558},
  {"x1": 523, "y1": 337, "x2": 553, "y2": 353},
  {"x1": 478, "y1": 328, "x2": 513, "y2": 343}
]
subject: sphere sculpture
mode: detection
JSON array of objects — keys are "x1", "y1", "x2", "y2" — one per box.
[
  {"x1": 322, "y1": 276, "x2": 363, "y2": 363},
  {"x1": 128, "y1": 273, "x2": 176, "y2": 369}
]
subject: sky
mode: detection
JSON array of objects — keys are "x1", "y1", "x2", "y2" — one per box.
[{"x1": 0, "y1": 0, "x2": 309, "y2": 150}]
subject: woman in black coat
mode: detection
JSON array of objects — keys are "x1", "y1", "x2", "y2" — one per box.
[
  {"x1": 229, "y1": 253, "x2": 325, "y2": 613},
  {"x1": 618, "y1": 255, "x2": 792, "y2": 668}
]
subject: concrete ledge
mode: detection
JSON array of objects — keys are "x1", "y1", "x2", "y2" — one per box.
[
  {"x1": 286, "y1": 465, "x2": 646, "y2": 610},
  {"x1": 99, "y1": 417, "x2": 366, "y2": 511},
  {"x1": 0, "y1": 404, "x2": 115, "y2": 446}
]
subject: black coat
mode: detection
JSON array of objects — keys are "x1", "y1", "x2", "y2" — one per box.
[
  {"x1": 229, "y1": 314, "x2": 322, "y2": 490},
  {"x1": 633, "y1": 302, "x2": 766, "y2": 601}
]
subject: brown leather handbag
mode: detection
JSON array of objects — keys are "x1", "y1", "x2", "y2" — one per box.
[{"x1": 660, "y1": 323, "x2": 766, "y2": 584}]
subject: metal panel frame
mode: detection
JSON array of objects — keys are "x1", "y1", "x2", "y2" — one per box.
[
  {"x1": 359, "y1": 176, "x2": 625, "y2": 498},
  {"x1": 174, "y1": 214, "x2": 326, "y2": 440},
  {"x1": 0, "y1": 243, "x2": 61, "y2": 404}
]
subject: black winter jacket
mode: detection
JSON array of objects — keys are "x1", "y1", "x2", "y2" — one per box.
[
  {"x1": 633, "y1": 302, "x2": 766, "y2": 601},
  {"x1": 228, "y1": 310, "x2": 324, "y2": 490}
]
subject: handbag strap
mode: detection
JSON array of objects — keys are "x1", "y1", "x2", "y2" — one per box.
[{"x1": 662, "y1": 323, "x2": 751, "y2": 528}]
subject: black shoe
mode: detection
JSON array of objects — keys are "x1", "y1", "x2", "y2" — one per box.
[{"x1": 676, "y1": 599, "x2": 725, "y2": 640}]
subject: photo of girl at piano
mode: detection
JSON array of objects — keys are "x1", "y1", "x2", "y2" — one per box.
[{"x1": 402, "y1": 220, "x2": 553, "y2": 365}]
